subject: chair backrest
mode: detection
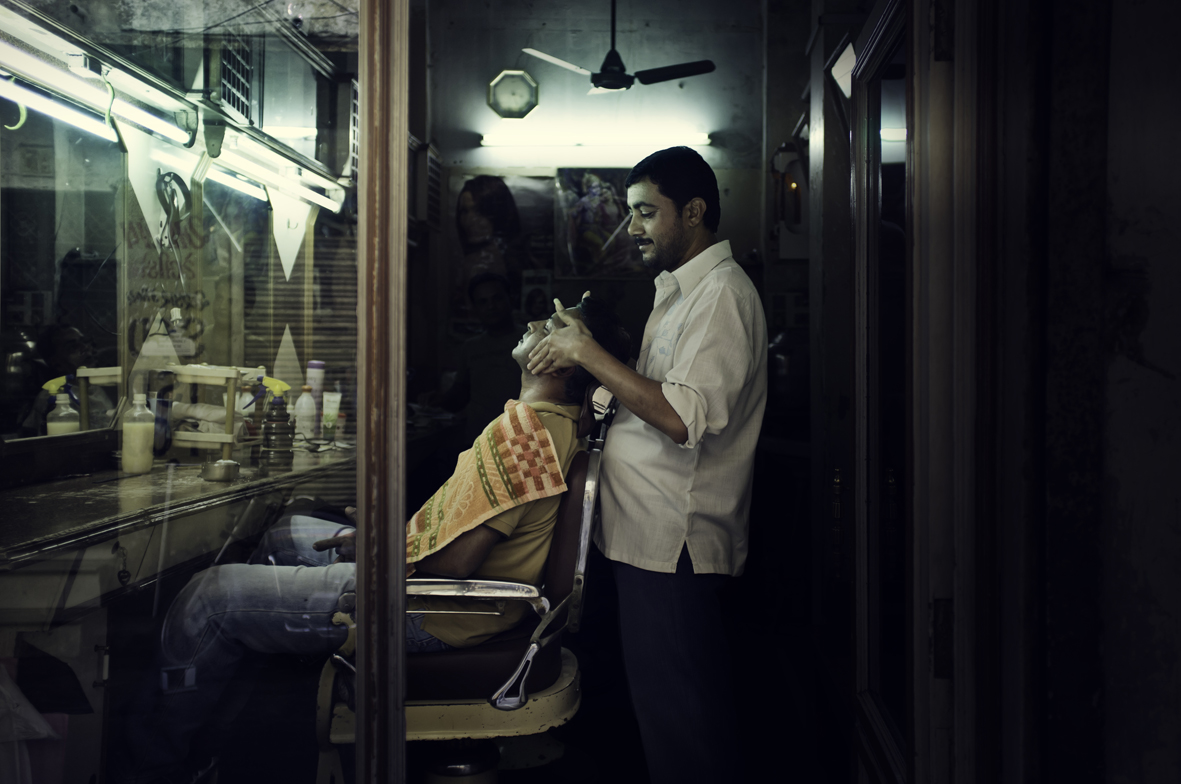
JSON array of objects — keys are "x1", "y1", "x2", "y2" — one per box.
[
  {"x1": 541, "y1": 450, "x2": 590, "y2": 611},
  {"x1": 540, "y1": 395, "x2": 618, "y2": 633}
]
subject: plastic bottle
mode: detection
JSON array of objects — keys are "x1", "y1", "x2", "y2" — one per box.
[
  {"x1": 306, "y1": 360, "x2": 325, "y2": 436},
  {"x1": 121, "y1": 393, "x2": 155, "y2": 474},
  {"x1": 293, "y1": 384, "x2": 316, "y2": 441},
  {"x1": 46, "y1": 393, "x2": 80, "y2": 435}
]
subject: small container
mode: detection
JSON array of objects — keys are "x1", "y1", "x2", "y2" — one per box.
[
  {"x1": 261, "y1": 396, "x2": 295, "y2": 452},
  {"x1": 46, "y1": 393, "x2": 80, "y2": 435},
  {"x1": 321, "y1": 391, "x2": 342, "y2": 443},
  {"x1": 121, "y1": 393, "x2": 155, "y2": 474},
  {"x1": 306, "y1": 360, "x2": 326, "y2": 436},
  {"x1": 293, "y1": 384, "x2": 316, "y2": 441}
]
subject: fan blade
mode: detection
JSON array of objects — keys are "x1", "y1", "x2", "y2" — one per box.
[
  {"x1": 634, "y1": 60, "x2": 716, "y2": 85},
  {"x1": 522, "y1": 48, "x2": 592, "y2": 76}
]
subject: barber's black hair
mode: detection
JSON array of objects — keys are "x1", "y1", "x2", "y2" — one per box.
[
  {"x1": 563, "y1": 296, "x2": 631, "y2": 404},
  {"x1": 467, "y1": 272, "x2": 512, "y2": 303},
  {"x1": 625, "y1": 146, "x2": 721, "y2": 233}
]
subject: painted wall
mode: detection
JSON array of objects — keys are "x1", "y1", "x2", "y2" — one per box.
[
  {"x1": 1102, "y1": 0, "x2": 1181, "y2": 779},
  {"x1": 427, "y1": 0, "x2": 765, "y2": 266}
]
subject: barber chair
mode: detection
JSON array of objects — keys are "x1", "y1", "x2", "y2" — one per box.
[{"x1": 315, "y1": 398, "x2": 618, "y2": 783}]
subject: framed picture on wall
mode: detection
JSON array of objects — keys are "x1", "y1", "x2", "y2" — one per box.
[{"x1": 555, "y1": 168, "x2": 644, "y2": 279}]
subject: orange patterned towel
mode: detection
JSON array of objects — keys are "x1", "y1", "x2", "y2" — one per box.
[{"x1": 406, "y1": 400, "x2": 568, "y2": 575}]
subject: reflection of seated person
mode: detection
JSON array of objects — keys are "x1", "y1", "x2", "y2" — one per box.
[
  {"x1": 113, "y1": 297, "x2": 630, "y2": 784},
  {"x1": 440, "y1": 272, "x2": 528, "y2": 443},
  {"x1": 17, "y1": 324, "x2": 113, "y2": 436}
]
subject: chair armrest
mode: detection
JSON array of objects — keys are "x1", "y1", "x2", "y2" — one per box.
[{"x1": 406, "y1": 578, "x2": 549, "y2": 616}]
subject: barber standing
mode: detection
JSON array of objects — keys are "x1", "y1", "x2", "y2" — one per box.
[{"x1": 528, "y1": 146, "x2": 767, "y2": 783}]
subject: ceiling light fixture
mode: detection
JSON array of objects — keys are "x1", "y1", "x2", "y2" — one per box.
[
  {"x1": 481, "y1": 124, "x2": 710, "y2": 148},
  {"x1": 0, "y1": 77, "x2": 117, "y2": 141},
  {"x1": 218, "y1": 150, "x2": 340, "y2": 212},
  {"x1": 0, "y1": 41, "x2": 189, "y2": 144},
  {"x1": 207, "y1": 168, "x2": 269, "y2": 202}
]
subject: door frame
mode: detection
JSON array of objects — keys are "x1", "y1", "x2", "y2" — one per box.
[
  {"x1": 849, "y1": 0, "x2": 909, "y2": 780},
  {"x1": 357, "y1": 0, "x2": 410, "y2": 780}
]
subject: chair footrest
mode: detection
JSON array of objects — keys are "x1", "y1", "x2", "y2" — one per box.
[{"x1": 326, "y1": 648, "x2": 580, "y2": 743}]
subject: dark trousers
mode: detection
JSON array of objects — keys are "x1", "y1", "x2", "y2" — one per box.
[{"x1": 613, "y1": 546, "x2": 741, "y2": 784}]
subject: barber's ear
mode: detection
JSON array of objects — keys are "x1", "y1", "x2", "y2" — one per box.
[{"x1": 683, "y1": 197, "x2": 707, "y2": 228}]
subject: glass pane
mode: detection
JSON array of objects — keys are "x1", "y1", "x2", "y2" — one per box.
[
  {"x1": 870, "y1": 39, "x2": 909, "y2": 745},
  {"x1": 0, "y1": 2, "x2": 359, "y2": 780}
]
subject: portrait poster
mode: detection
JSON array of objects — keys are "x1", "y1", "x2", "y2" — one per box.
[
  {"x1": 555, "y1": 168, "x2": 644, "y2": 278},
  {"x1": 446, "y1": 171, "x2": 554, "y2": 334}
]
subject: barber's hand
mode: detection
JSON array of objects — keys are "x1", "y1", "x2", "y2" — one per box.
[
  {"x1": 527, "y1": 297, "x2": 595, "y2": 376},
  {"x1": 313, "y1": 532, "x2": 356, "y2": 563}
]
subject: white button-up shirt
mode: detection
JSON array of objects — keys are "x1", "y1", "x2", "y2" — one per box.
[{"x1": 596, "y1": 240, "x2": 768, "y2": 575}]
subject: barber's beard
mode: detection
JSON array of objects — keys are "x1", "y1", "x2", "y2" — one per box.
[{"x1": 643, "y1": 220, "x2": 692, "y2": 273}]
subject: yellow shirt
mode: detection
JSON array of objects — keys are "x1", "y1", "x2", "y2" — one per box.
[{"x1": 414, "y1": 402, "x2": 583, "y2": 648}]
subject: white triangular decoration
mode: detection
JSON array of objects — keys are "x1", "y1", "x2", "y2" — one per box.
[
  {"x1": 127, "y1": 313, "x2": 181, "y2": 396},
  {"x1": 122, "y1": 126, "x2": 200, "y2": 255},
  {"x1": 272, "y1": 324, "x2": 304, "y2": 394},
  {"x1": 269, "y1": 190, "x2": 314, "y2": 281}
]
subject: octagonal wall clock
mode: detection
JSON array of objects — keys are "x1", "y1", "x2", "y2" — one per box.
[{"x1": 488, "y1": 70, "x2": 539, "y2": 119}]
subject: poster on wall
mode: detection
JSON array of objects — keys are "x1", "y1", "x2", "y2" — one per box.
[
  {"x1": 447, "y1": 172, "x2": 555, "y2": 334},
  {"x1": 555, "y1": 168, "x2": 644, "y2": 279}
]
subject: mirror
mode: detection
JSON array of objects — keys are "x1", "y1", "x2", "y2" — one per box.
[{"x1": 1, "y1": 106, "x2": 123, "y2": 438}]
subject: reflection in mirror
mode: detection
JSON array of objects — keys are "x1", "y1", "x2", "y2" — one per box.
[
  {"x1": 0, "y1": 3, "x2": 360, "y2": 781},
  {"x1": 1, "y1": 104, "x2": 122, "y2": 438}
]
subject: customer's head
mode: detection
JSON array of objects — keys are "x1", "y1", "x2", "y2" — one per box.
[
  {"x1": 511, "y1": 295, "x2": 631, "y2": 404},
  {"x1": 559, "y1": 296, "x2": 631, "y2": 404}
]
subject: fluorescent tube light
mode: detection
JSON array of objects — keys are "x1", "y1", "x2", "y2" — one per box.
[
  {"x1": 208, "y1": 168, "x2": 269, "y2": 202},
  {"x1": 480, "y1": 126, "x2": 711, "y2": 147},
  {"x1": 263, "y1": 126, "x2": 318, "y2": 140},
  {"x1": 880, "y1": 128, "x2": 907, "y2": 142},
  {"x1": 0, "y1": 41, "x2": 188, "y2": 143},
  {"x1": 0, "y1": 78, "x2": 116, "y2": 141},
  {"x1": 218, "y1": 150, "x2": 340, "y2": 212}
]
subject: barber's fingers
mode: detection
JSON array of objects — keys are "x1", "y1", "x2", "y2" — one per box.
[
  {"x1": 552, "y1": 306, "x2": 579, "y2": 327},
  {"x1": 527, "y1": 340, "x2": 553, "y2": 375}
]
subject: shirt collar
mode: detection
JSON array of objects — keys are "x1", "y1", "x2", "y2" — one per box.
[{"x1": 654, "y1": 240, "x2": 733, "y2": 296}]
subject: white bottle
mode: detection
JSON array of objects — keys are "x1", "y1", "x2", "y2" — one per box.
[
  {"x1": 121, "y1": 393, "x2": 155, "y2": 474},
  {"x1": 293, "y1": 384, "x2": 316, "y2": 441},
  {"x1": 46, "y1": 393, "x2": 80, "y2": 435}
]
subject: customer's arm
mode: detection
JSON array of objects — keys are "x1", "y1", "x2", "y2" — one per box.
[
  {"x1": 412, "y1": 525, "x2": 504, "y2": 578},
  {"x1": 312, "y1": 524, "x2": 503, "y2": 578}
]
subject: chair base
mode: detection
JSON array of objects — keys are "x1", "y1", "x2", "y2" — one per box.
[{"x1": 405, "y1": 647, "x2": 581, "y2": 741}]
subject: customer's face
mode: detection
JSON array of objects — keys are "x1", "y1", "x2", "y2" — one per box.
[
  {"x1": 626, "y1": 178, "x2": 691, "y2": 273},
  {"x1": 512, "y1": 308, "x2": 585, "y2": 369}
]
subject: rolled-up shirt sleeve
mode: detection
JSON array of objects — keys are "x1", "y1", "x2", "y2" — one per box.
[{"x1": 659, "y1": 283, "x2": 759, "y2": 449}]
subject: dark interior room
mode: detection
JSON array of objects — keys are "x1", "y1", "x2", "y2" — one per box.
[{"x1": 0, "y1": 0, "x2": 1176, "y2": 782}]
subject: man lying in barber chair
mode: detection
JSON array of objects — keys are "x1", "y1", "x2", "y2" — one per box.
[{"x1": 113, "y1": 296, "x2": 630, "y2": 784}]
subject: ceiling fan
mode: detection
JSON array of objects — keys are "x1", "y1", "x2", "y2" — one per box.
[{"x1": 522, "y1": 0, "x2": 716, "y2": 92}]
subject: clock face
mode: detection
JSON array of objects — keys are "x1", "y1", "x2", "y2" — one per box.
[{"x1": 488, "y1": 70, "x2": 538, "y2": 119}]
